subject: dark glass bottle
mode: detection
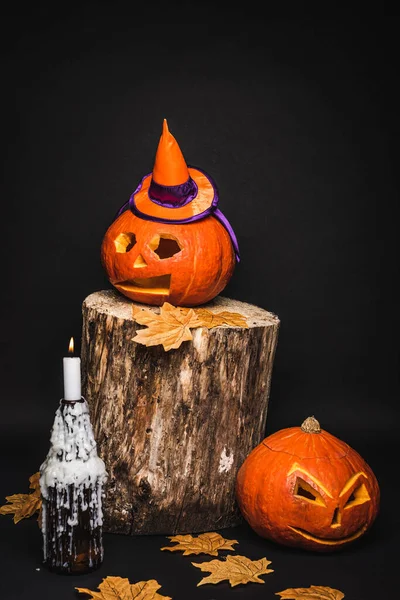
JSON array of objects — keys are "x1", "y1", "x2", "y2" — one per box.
[{"x1": 39, "y1": 398, "x2": 108, "y2": 574}]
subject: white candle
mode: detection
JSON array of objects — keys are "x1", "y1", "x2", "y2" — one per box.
[{"x1": 63, "y1": 337, "x2": 81, "y2": 401}]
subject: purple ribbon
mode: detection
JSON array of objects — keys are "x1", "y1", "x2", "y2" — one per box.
[
  {"x1": 148, "y1": 177, "x2": 198, "y2": 207},
  {"x1": 117, "y1": 169, "x2": 240, "y2": 262}
]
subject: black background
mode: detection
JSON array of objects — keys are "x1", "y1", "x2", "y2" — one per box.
[{"x1": 1, "y1": 7, "x2": 399, "y2": 599}]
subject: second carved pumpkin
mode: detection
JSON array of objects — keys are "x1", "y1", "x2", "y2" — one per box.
[
  {"x1": 236, "y1": 416, "x2": 380, "y2": 551},
  {"x1": 101, "y1": 119, "x2": 238, "y2": 307}
]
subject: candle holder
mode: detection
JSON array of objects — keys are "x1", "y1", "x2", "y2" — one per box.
[
  {"x1": 39, "y1": 395, "x2": 108, "y2": 575},
  {"x1": 60, "y1": 397, "x2": 85, "y2": 405}
]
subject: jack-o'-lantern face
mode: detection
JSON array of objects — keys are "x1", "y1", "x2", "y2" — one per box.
[
  {"x1": 281, "y1": 462, "x2": 376, "y2": 549},
  {"x1": 236, "y1": 417, "x2": 380, "y2": 551},
  {"x1": 101, "y1": 209, "x2": 235, "y2": 307}
]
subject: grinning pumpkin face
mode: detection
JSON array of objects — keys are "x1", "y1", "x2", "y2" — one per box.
[
  {"x1": 101, "y1": 209, "x2": 235, "y2": 307},
  {"x1": 236, "y1": 417, "x2": 380, "y2": 551}
]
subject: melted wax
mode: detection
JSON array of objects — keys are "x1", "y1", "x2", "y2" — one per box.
[{"x1": 39, "y1": 400, "x2": 107, "y2": 572}]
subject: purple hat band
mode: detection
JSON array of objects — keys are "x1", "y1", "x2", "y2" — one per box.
[
  {"x1": 117, "y1": 168, "x2": 240, "y2": 262},
  {"x1": 148, "y1": 176, "x2": 198, "y2": 207}
]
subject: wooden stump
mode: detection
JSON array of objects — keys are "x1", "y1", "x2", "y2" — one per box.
[{"x1": 81, "y1": 290, "x2": 280, "y2": 535}]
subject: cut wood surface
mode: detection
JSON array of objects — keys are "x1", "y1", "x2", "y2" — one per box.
[{"x1": 81, "y1": 290, "x2": 280, "y2": 535}]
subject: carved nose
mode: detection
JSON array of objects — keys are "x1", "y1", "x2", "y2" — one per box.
[
  {"x1": 331, "y1": 507, "x2": 341, "y2": 527},
  {"x1": 134, "y1": 254, "x2": 147, "y2": 268}
]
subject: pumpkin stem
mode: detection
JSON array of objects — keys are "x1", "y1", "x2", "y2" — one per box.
[{"x1": 300, "y1": 416, "x2": 321, "y2": 433}]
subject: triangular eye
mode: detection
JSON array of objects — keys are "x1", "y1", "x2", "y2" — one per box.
[
  {"x1": 297, "y1": 484, "x2": 316, "y2": 501},
  {"x1": 294, "y1": 477, "x2": 326, "y2": 506},
  {"x1": 347, "y1": 491, "x2": 356, "y2": 504},
  {"x1": 344, "y1": 483, "x2": 370, "y2": 508}
]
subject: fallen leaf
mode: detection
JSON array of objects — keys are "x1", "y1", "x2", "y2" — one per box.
[
  {"x1": 0, "y1": 492, "x2": 41, "y2": 524},
  {"x1": 29, "y1": 472, "x2": 41, "y2": 494},
  {"x1": 132, "y1": 305, "x2": 163, "y2": 327},
  {"x1": 0, "y1": 472, "x2": 42, "y2": 525},
  {"x1": 276, "y1": 586, "x2": 345, "y2": 600},
  {"x1": 76, "y1": 576, "x2": 171, "y2": 599},
  {"x1": 132, "y1": 302, "x2": 248, "y2": 351},
  {"x1": 132, "y1": 303, "x2": 200, "y2": 351},
  {"x1": 192, "y1": 554, "x2": 273, "y2": 587},
  {"x1": 184, "y1": 307, "x2": 248, "y2": 329},
  {"x1": 161, "y1": 532, "x2": 238, "y2": 556}
]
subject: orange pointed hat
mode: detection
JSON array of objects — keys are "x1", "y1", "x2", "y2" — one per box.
[
  {"x1": 118, "y1": 119, "x2": 240, "y2": 261},
  {"x1": 152, "y1": 119, "x2": 190, "y2": 186}
]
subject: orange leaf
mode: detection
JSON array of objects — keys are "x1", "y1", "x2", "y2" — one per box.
[
  {"x1": 192, "y1": 554, "x2": 273, "y2": 587},
  {"x1": 190, "y1": 307, "x2": 248, "y2": 329},
  {"x1": 29, "y1": 472, "x2": 41, "y2": 496},
  {"x1": 0, "y1": 492, "x2": 41, "y2": 524},
  {"x1": 276, "y1": 586, "x2": 345, "y2": 599},
  {"x1": 76, "y1": 576, "x2": 172, "y2": 599},
  {"x1": 161, "y1": 532, "x2": 238, "y2": 556},
  {"x1": 132, "y1": 303, "x2": 199, "y2": 351},
  {"x1": 0, "y1": 472, "x2": 42, "y2": 525},
  {"x1": 132, "y1": 302, "x2": 248, "y2": 351}
]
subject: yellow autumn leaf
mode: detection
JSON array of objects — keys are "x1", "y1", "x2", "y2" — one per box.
[
  {"x1": 29, "y1": 472, "x2": 41, "y2": 495},
  {"x1": 29, "y1": 472, "x2": 43, "y2": 527},
  {"x1": 161, "y1": 532, "x2": 238, "y2": 556},
  {"x1": 132, "y1": 303, "x2": 199, "y2": 351},
  {"x1": 192, "y1": 554, "x2": 273, "y2": 587},
  {"x1": 186, "y1": 307, "x2": 248, "y2": 329},
  {"x1": 132, "y1": 305, "x2": 163, "y2": 327},
  {"x1": 0, "y1": 472, "x2": 42, "y2": 525},
  {"x1": 133, "y1": 302, "x2": 200, "y2": 327},
  {"x1": 76, "y1": 576, "x2": 172, "y2": 599},
  {"x1": 0, "y1": 492, "x2": 41, "y2": 524},
  {"x1": 276, "y1": 586, "x2": 345, "y2": 600},
  {"x1": 130, "y1": 580, "x2": 171, "y2": 600},
  {"x1": 132, "y1": 302, "x2": 248, "y2": 351}
]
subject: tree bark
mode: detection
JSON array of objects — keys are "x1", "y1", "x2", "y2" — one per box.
[{"x1": 81, "y1": 289, "x2": 280, "y2": 535}]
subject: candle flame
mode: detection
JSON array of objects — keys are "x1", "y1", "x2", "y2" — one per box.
[{"x1": 68, "y1": 337, "x2": 74, "y2": 354}]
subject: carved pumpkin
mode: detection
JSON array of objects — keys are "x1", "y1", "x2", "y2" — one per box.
[
  {"x1": 236, "y1": 416, "x2": 380, "y2": 551},
  {"x1": 101, "y1": 119, "x2": 239, "y2": 306},
  {"x1": 101, "y1": 210, "x2": 235, "y2": 306}
]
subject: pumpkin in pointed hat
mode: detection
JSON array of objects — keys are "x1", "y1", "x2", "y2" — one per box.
[{"x1": 101, "y1": 119, "x2": 239, "y2": 307}]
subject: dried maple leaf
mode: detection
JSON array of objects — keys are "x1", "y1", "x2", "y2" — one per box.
[
  {"x1": 29, "y1": 472, "x2": 43, "y2": 527},
  {"x1": 132, "y1": 302, "x2": 248, "y2": 351},
  {"x1": 192, "y1": 554, "x2": 273, "y2": 587},
  {"x1": 76, "y1": 576, "x2": 171, "y2": 599},
  {"x1": 161, "y1": 532, "x2": 238, "y2": 556},
  {"x1": 276, "y1": 586, "x2": 345, "y2": 600},
  {"x1": 132, "y1": 303, "x2": 200, "y2": 351},
  {"x1": 0, "y1": 472, "x2": 42, "y2": 525},
  {"x1": 29, "y1": 472, "x2": 41, "y2": 494},
  {"x1": 132, "y1": 305, "x2": 163, "y2": 327},
  {"x1": 190, "y1": 307, "x2": 248, "y2": 329}
]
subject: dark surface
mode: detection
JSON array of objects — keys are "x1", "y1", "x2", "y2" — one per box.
[
  {"x1": 0, "y1": 430, "x2": 396, "y2": 599},
  {"x1": 1, "y1": 9, "x2": 399, "y2": 599}
]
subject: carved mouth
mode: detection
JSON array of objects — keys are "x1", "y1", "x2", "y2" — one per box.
[
  {"x1": 115, "y1": 274, "x2": 171, "y2": 295},
  {"x1": 289, "y1": 525, "x2": 367, "y2": 545}
]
